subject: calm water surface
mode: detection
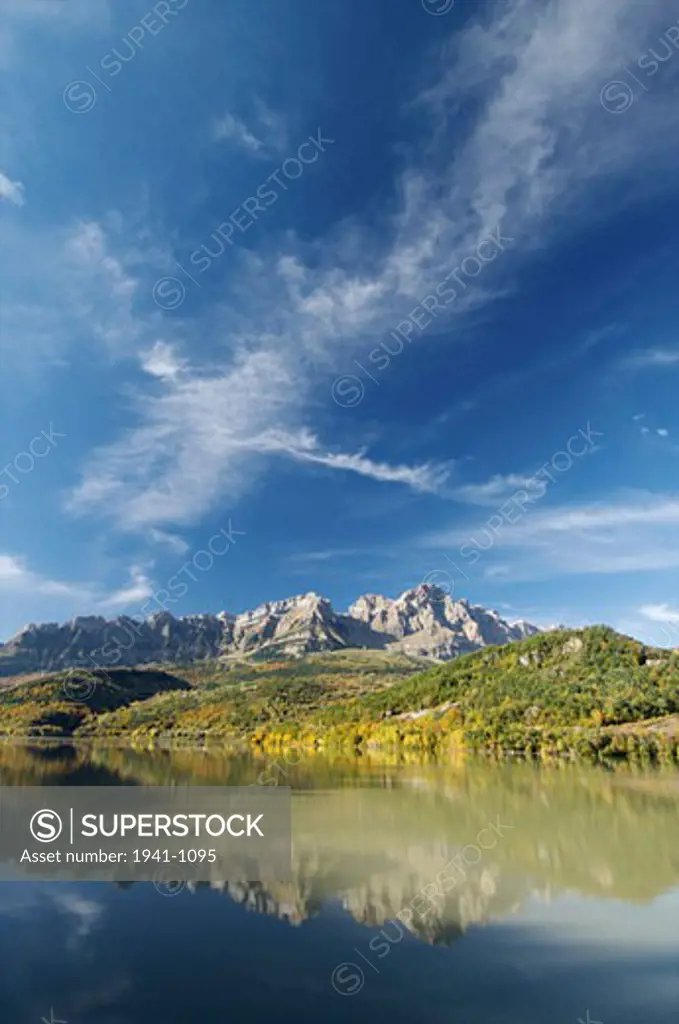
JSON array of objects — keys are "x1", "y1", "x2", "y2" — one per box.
[{"x1": 1, "y1": 743, "x2": 677, "y2": 1023}]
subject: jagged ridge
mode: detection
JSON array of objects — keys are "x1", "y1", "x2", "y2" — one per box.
[{"x1": 0, "y1": 584, "x2": 540, "y2": 677}]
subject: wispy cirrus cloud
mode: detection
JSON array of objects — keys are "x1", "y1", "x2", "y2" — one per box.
[
  {"x1": 277, "y1": 435, "x2": 452, "y2": 494},
  {"x1": 68, "y1": 373, "x2": 452, "y2": 531},
  {"x1": 621, "y1": 347, "x2": 679, "y2": 369},
  {"x1": 2, "y1": 219, "x2": 137, "y2": 367},
  {"x1": 0, "y1": 554, "x2": 127, "y2": 617},
  {"x1": 451, "y1": 473, "x2": 538, "y2": 506},
  {"x1": 97, "y1": 566, "x2": 154, "y2": 610},
  {"x1": 62, "y1": 0, "x2": 679, "y2": 538},
  {"x1": 282, "y1": 548, "x2": 364, "y2": 565},
  {"x1": 0, "y1": 553, "x2": 155, "y2": 634},
  {"x1": 0, "y1": 553, "x2": 89, "y2": 600},
  {"x1": 421, "y1": 492, "x2": 679, "y2": 578}
]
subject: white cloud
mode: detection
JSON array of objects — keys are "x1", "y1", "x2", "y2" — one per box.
[
  {"x1": 640, "y1": 603, "x2": 679, "y2": 625},
  {"x1": 56, "y1": 219, "x2": 152, "y2": 355},
  {"x1": 657, "y1": 428, "x2": 669, "y2": 437},
  {"x1": 283, "y1": 548, "x2": 362, "y2": 565},
  {"x1": 0, "y1": 214, "x2": 177, "y2": 386},
  {"x1": 0, "y1": 170, "x2": 24, "y2": 206},
  {"x1": 301, "y1": 450, "x2": 448, "y2": 493},
  {"x1": 212, "y1": 112, "x2": 263, "y2": 152},
  {"x1": 212, "y1": 100, "x2": 288, "y2": 155},
  {"x1": 484, "y1": 564, "x2": 511, "y2": 579},
  {"x1": 579, "y1": 323, "x2": 623, "y2": 352},
  {"x1": 0, "y1": 554, "x2": 26, "y2": 581},
  {"x1": 622, "y1": 348, "x2": 679, "y2": 369},
  {"x1": 66, "y1": 220, "x2": 136, "y2": 301},
  {"x1": 638, "y1": 603, "x2": 679, "y2": 647},
  {"x1": 148, "y1": 528, "x2": 189, "y2": 555},
  {"x1": 97, "y1": 567, "x2": 153, "y2": 610},
  {"x1": 252, "y1": 98, "x2": 289, "y2": 152},
  {"x1": 452, "y1": 473, "x2": 537, "y2": 506},
  {"x1": 141, "y1": 341, "x2": 186, "y2": 381},
  {"x1": 270, "y1": 432, "x2": 451, "y2": 493}
]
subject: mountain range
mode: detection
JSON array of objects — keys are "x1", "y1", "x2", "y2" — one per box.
[{"x1": 0, "y1": 584, "x2": 540, "y2": 677}]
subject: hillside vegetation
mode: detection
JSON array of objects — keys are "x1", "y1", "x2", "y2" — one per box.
[
  {"x1": 0, "y1": 650, "x2": 425, "y2": 738},
  {"x1": 0, "y1": 667, "x2": 190, "y2": 736},
  {"x1": 301, "y1": 626, "x2": 679, "y2": 763},
  {"x1": 1, "y1": 629, "x2": 678, "y2": 764}
]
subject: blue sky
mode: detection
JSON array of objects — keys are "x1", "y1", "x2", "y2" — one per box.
[{"x1": 2, "y1": 0, "x2": 679, "y2": 645}]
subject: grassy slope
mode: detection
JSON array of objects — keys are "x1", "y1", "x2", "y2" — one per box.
[{"x1": 1, "y1": 630, "x2": 678, "y2": 763}]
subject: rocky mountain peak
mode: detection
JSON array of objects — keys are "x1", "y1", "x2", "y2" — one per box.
[
  {"x1": 350, "y1": 585, "x2": 539, "y2": 659},
  {"x1": 68, "y1": 615, "x2": 108, "y2": 632}
]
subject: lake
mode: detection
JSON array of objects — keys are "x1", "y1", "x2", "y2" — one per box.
[{"x1": 1, "y1": 743, "x2": 677, "y2": 1023}]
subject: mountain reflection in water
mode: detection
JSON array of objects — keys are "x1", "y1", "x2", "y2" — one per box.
[{"x1": 0, "y1": 742, "x2": 677, "y2": 1024}]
